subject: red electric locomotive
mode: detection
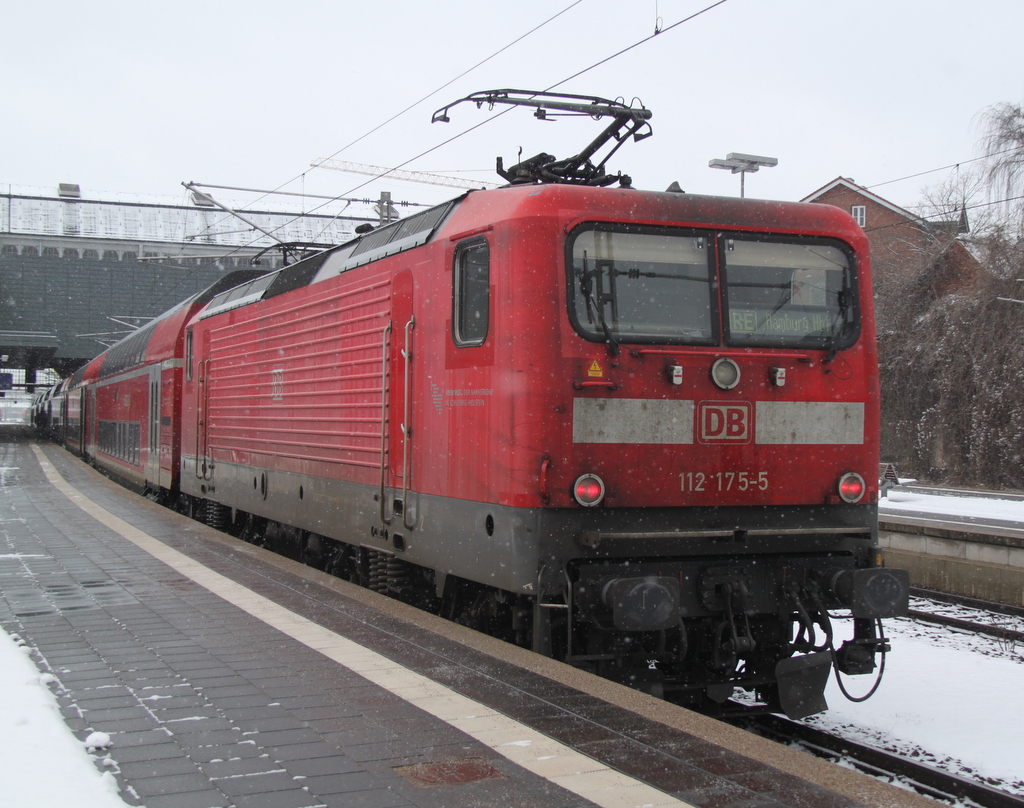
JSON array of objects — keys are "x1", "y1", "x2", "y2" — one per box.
[{"x1": 53, "y1": 92, "x2": 909, "y2": 718}]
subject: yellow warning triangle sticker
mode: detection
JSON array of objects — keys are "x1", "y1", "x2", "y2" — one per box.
[{"x1": 588, "y1": 360, "x2": 603, "y2": 377}]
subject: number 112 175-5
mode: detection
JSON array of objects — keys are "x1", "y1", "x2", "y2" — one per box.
[{"x1": 680, "y1": 471, "x2": 769, "y2": 492}]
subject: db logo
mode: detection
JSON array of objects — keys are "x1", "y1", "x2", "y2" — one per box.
[{"x1": 698, "y1": 402, "x2": 751, "y2": 443}]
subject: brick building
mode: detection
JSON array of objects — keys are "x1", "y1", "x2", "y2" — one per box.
[{"x1": 801, "y1": 177, "x2": 978, "y2": 306}]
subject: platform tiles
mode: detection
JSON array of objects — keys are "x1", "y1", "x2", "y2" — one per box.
[{"x1": 0, "y1": 432, "x2": 936, "y2": 808}]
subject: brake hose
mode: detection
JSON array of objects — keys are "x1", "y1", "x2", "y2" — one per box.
[{"x1": 831, "y1": 617, "x2": 888, "y2": 703}]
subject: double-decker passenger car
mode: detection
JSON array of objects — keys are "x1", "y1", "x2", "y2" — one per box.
[{"x1": 50, "y1": 271, "x2": 265, "y2": 492}]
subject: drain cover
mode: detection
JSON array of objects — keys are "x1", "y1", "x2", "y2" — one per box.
[{"x1": 394, "y1": 758, "x2": 503, "y2": 788}]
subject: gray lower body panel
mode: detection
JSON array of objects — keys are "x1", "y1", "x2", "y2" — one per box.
[{"x1": 181, "y1": 457, "x2": 877, "y2": 599}]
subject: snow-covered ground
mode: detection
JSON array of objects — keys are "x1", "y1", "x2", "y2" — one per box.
[
  {"x1": 882, "y1": 486, "x2": 1024, "y2": 523},
  {"x1": 803, "y1": 488, "x2": 1024, "y2": 797},
  {"x1": 811, "y1": 612, "x2": 1024, "y2": 797},
  {"x1": 0, "y1": 627, "x2": 128, "y2": 807},
  {"x1": 2, "y1": 488, "x2": 1021, "y2": 806}
]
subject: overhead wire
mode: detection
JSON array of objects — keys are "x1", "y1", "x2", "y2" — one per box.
[
  {"x1": 865, "y1": 147, "x2": 1018, "y2": 191},
  {"x1": 230, "y1": 0, "x2": 586, "y2": 216},
  {"x1": 274, "y1": 1, "x2": 733, "y2": 236},
  {"x1": 303, "y1": 0, "x2": 587, "y2": 189},
  {"x1": 808, "y1": 145, "x2": 1024, "y2": 237},
  {"x1": 166, "y1": 1, "x2": 586, "y2": 257},
  {"x1": 150, "y1": 1, "x2": 586, "y2": 308},
  {"x1": 164, "y1": 0, "x2": 739, "y2": 297},
  {"x1": 298, "y1": 0, "x2": 734, "y2": 243},
  {"x1": 863, "y1": 193, "x2": 1024, "y2": 234},
  {"x1": 546, "y1": 0, "x2": 728, "y2": 92}
]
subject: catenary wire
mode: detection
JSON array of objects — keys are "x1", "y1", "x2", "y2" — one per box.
[
  {"x1": 171, "y1": 1, "x2": 585, "y2": 252},
  {"x1": 150, "y1": 2, "x2": 586, "y2": 308},
  {"x1": 298, "y1": 0, "x2": 734, "y2": 244},
  {"x1": 545, "y1": 0, "x2": 728, "y2": 91},
  {"x1": 865, "y1": 147, "x2": 1017, "y2": 190},
  {"x1": 227, "y1": 0, "x2": 586, "y2": 218},
  {"x1": 863, "y1": 193, "x2": 1024, "y2": 234},
  {"x1": 264, "y1": 0, "x2": 734, "y2": 244}
]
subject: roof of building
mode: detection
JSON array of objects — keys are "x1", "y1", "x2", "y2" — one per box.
[
  {"x1": 0, "y1": 183, "x2": 381, "y2": 249},
  {"x1": 802, "y1": 176, "x2": 970, "y2": 236},
  {"x1": 800, "y1": 177, "x2": 923, "y2": 220}
]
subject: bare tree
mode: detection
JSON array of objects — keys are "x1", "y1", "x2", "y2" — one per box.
[
  {"x1": 917, "y1": 166, "x2": 990, "y2": 235},
  {"x1": 981, "y1": 101, "x2": 1024, "y2": 233},
  {"x1": 877, "y1": 101, "x2": 1024, "y2": 485}
]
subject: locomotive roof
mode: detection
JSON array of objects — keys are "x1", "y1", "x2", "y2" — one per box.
[
  {"x1": 199, "y1": 196, "x2": 464, "y2": 320},
  {"x1": 196, "y1": 183, "x2": 864, "y2": 322}
]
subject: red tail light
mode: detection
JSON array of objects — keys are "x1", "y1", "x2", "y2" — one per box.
[
  {"x1": 838, "y1": 472, "x2": 866, "y2": 503},
  {"x1": 573, "y1": 473, "x2": 605, "y2": 507}
]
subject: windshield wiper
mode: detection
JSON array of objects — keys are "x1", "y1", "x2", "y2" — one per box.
[
  {"x1": 825, "y1": 271, "x2": 851, "y2": 362},
  {"x1": 597, "y1": 308, "x2": 620, "y2": 356},
  {"x1": 579, "y1": 252, "x2": 619, "y2": 356}
]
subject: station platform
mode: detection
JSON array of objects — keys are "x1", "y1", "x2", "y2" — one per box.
[{"x1": 0, "y1": 429, "x2": 936, "y2": 808}]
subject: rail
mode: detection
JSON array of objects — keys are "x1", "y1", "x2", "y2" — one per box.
[
  {"x1": 736, "y1": 714, "x2": 1024, "y2": 808},
  {"x1": 908, "y1": 587, "x2": 1024, "y2": 644}
]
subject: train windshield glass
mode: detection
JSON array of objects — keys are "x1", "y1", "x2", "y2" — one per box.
[
  {"x1": 721, "y1": 238, "x2": 857, "y2": 350},
  {"x1": 567, "y1": 226, "x2": 716, "y2": 345}
]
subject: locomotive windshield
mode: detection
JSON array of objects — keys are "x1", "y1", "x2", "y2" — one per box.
[
  {"x1": 566, "y1": 225, "x2": 858, "y2": 351},
  {"x1": 568, "y1": 226, "x2": 717, "y2": 345},
  {"x1": 721, "y1": 237, "x2": 857, "y2": 350}
]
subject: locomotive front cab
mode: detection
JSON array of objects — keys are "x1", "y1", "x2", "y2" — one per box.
[{"x1": 529, "y1": 193, "x2": 909, "y2": 718}]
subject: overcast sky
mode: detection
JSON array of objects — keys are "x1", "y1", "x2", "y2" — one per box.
[{"x1": 3, "y1": 0, "x2": 1022, "y2": 217}]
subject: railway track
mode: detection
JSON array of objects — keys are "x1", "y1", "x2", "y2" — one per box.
[
  {"x1": 729, "y1": 589, "x2": 1024, "y2": 807},
  {"x1": 908, "y1": 588, "x2": 1024, "y2": 646},
  {"x1": 736, "y1": 714, "x2": 1024, "y2": 808}
]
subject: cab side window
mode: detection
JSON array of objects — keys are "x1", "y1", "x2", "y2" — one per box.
[{"x1": 453, "y1": 238, "x2": 490, "y2": 346}]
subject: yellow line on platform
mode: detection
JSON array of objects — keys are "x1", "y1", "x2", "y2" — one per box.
[{"x1": 29, "y1": 444, "x2": 694, "y2": 808}]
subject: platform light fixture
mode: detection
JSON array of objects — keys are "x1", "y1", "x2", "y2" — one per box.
[{"x1": 709, "y1": 153, "x2": 778, "y2": 198}]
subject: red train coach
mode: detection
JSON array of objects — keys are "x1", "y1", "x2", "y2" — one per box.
[
  {"x1": 60, "y1": 271, "x2": 265, "y2": 492},
  {"x1": 60, "y1": 359, "x2": 98, "y2": 457}
]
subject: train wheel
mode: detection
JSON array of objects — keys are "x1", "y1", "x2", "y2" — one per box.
[
  {"x1": 238, "y1": 513, "x2": 267, "y2": 547},
  {"x1": 299, "y1": 533, "x2": 333, "y2": 571},
  {"x1": 443, "y1": 580, "x2": 520, "y2": 643}
]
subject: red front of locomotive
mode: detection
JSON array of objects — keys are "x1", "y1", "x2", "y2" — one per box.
[
  {"x1": 423, "y1": 185, "x2": 879, "y2": 511},
  {"x1": 422, "y1": 184, "x2": 902, "y2": 713},
  {"x1": 504, "y1": 186, "x2": 879, "y2": 510}
]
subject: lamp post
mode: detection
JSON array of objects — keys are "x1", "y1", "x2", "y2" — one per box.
[{"x1": 709, "y1": 152, "x2": 778, "y2": 198}]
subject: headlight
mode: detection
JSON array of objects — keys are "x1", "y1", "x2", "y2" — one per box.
[{"x1": 711, "y1": 357, "x2": 741, "y2": 390}]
